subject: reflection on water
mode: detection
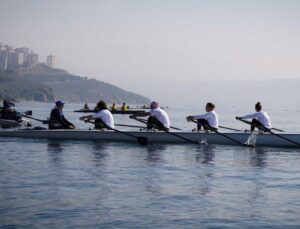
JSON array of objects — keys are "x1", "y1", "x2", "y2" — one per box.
[
  {"x1": 195, "y1": 145, "x2": 215, "y2": 164},
  {"x1": 1, "y1": 140, "x2": 300, "y2": 228},
  {"x1": 47, "y1": 141, "x2": 64, "y2": 164},
  {"x1": 91, "y1": 142, "x2": 109, "y2": 167},
  {"x1": 145, "y1": 144, "x2": 166, "y2": 163},
  {"x1": 249, "y1": 147, "x2": 268, "y2": 167},
  {"x1": 142, "y1": 144, "x2": 168, "y2": 195}
]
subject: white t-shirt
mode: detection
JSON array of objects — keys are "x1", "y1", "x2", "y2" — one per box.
[
  {"x1": 192, "y1": 111, "x2": 219, "y2": 129},
  {"x1": 92, "y1": 109, "x2": 115, "y2": 129},
  {"x1": 150, "y1": 107, "x2": 170, "y2": 129},
  {"x1": 241, "y1": 111, "x2": 272, "y2": 129}
]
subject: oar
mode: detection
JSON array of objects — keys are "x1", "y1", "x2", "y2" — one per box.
[
  {"x1": 80, "y1": 117, "x2": 148, "y2": 145},
  {"x1": 190, "y1": 120, "x2": 247, "y2": 146},
  {"x1": 115, "y1": 124, "x2": 146, "y2": 128},
  {"x1": 272, "y1": 127, "x2": 285, "y2": 133},
  {"x1": 237, "y1": 119, "x2": 285, "y2": 132},
  {"x1": 132, "y1": 117, "x2": 181, "y2": 130},
  {"x1": 20, "y1": 114, "x2": 49, "y2": 124},
  {"x1": 212, "y1": 129, "x2": 247, "y2": 146},
  {"x1": 19, "y1": 110, "x2": 33, "y2": 116},
  {"x1": 131, "y1": 116, "x2": 199, "y2": 145},
  {"x1": 219, "y1": 125, "x2": 242, "y2": 131},
  {"x1": 163, "y1": 129, "x2": 200, "y2": 145},
  {"x1": 238, "y1": 119, "x2": 300, "y2": 147},
  {"x1": 79, "y1": 116, "x2": 146, "y2": 129}
]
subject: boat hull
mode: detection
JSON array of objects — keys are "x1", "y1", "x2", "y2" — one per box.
[
  {"x1": 0, "y1": 129, "x2": 299, "y2": 147},
  {"x1": 0, "y1": 119, "x2": 22, "y2": 128},
  {"x1": 0, "y1": 119, "x2": 31, "y2": 128}
]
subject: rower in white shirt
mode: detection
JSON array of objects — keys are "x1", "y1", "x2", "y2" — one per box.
[
  {"x1": 81, "y1": 100, "x2": 115, "y2": 129},
  {"x1": 186, "y1": 102, "x2": 219, "y2": 131},
  {"x1": 236, "y1": 102, "x2": 272, "y2": 132},
  {"x1": 131, "y1": 101, "x2": 170, "y2": 130}
]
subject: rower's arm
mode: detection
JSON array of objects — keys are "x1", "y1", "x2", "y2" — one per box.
[
  {"x1": 79, "y1": 115, "x2": 93, "y2": 120},
  {"x1": 240, "y1": 113, "x2": 257, "y2": 120},
  {"x1": 192, "y1": 113, "x2": 210, "y2": 120}
]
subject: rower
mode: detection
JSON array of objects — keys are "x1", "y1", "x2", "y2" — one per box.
[
  {"x1": 236, "y1": 102, "x2": 271, "y2": 132},
  {"x1": 130, "y1": 101, "x2": 170, "y2": 130},
  {"x1": 84, "y1": 102, "x2": 89, "y2": 110},
  {"x1": 186, "y1": 102, "x2": 219, "y2": 131},
  {"x1": 111, "y1": 103, "x2": 117, "y2": 112},
  {"x1": 49, "y1": 100, "x2": 76, "y2": 129},
  {"x1": 82, "y1": 100, "x2": 115, "y2": 130},
  {"x1": 1, "y1": 100, "x2": 22, "y2": 122},
  {"x1": 121, "y1": 102, "x2": 128, "y2": 111}
]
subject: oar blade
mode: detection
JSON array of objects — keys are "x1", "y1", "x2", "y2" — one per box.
[
  {"x1": 24, "y1": 110, "x2": 33, "y2": 115},
  {"x1": 137, "y1": 137, "x2": 148, "y2": 145}
]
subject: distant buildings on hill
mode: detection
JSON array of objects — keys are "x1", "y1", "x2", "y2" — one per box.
[
  {"x1": 46, "y1": 55, "x2": 55, "y2": 69},
  {"x1": 0, "y1": 42, "x2": 56, "y2": 71}
]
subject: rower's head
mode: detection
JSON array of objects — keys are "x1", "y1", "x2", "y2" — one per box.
[
  {"x1": 255, "y1": 102, "x2": 262, "y2": 112},
  {"x1": 96, "y1": 100, "x2": 108, "y2": 110},
  {"x1": 56, "y1": 100, "x2": 65, "y2": 110},
  {"x1": 205, "y1": 102, "x2": 215, "y2": 112},
  {"x1": 3, "y1": 100, "x2": 15, "y2": 109},
  {"x1": 150, "y1": 101, "x2": 159, "y2": 109},
  {"x1": 3, "y1": 100, "x2": 8, "y2": 108}
]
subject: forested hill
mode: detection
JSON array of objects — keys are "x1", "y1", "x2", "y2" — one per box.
[
  {"x1": 0, "y1": 71, "x2": 54, "y2": 102},
  {"x1": 0, "y1": 64, "x2": 150, "y2": 103}
]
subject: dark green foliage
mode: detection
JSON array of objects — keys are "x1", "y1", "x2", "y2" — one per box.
[
  {"x1": 0, "y1": 71, "x2": 54, "y2": 102},
  {"x1": 1, "y1": 64, "x2": 150, "y2": 103}
]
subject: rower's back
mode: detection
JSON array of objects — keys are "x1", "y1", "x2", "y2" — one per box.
[{"x1": 150, "y1": 107, "x2": 170, "y2": 129}]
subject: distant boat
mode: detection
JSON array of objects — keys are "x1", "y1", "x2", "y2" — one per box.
[
  {"x1": 73, "y1": 108, "x2": 146, "y2": 115},
  {"x1": 135, "y1": 105, "x2": 167, "y2": 109}
]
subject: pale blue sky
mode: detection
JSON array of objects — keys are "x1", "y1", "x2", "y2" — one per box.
[{"x1": 1, "y1": 0, "x2": 300, "y2": 102}]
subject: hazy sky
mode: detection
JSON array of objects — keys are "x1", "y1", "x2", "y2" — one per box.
[{"x1": 1, "y1": 0, "x2": 300, "y2": 103}]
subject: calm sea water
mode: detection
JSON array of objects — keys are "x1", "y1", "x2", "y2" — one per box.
[{"x1": 1, "y1": 102, "x2": 300, "y2": 228}]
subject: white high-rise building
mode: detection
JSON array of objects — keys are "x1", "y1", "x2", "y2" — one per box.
[
  {"x1": 46, "y1": 55, "x2": 55, "y2": 68},
  {"x1": 15, "y1": 52, "x2": 24, "y2": 66}
]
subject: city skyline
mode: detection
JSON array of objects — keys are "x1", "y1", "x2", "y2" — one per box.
[{"x1": 0, "y1": 41, "x2": 55, "y2": 70}]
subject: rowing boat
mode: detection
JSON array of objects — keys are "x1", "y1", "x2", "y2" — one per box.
[
  {"x1": 0, "y1": 129, "x2": 299, "y2": 147},
  {"x1": 73, "y1": 109, "x2": 146, "y2": 115}
]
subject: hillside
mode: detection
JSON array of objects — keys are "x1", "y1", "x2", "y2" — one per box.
[
  {"x1": 0, "y1": 64, "x2": 150, "y2": 103},
  {"x1": 0, "y1": 70, "x2": 54, "y2": 102},
  {"x1": 18, "y1": 64, "x2": 150, "y2": 104}
]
